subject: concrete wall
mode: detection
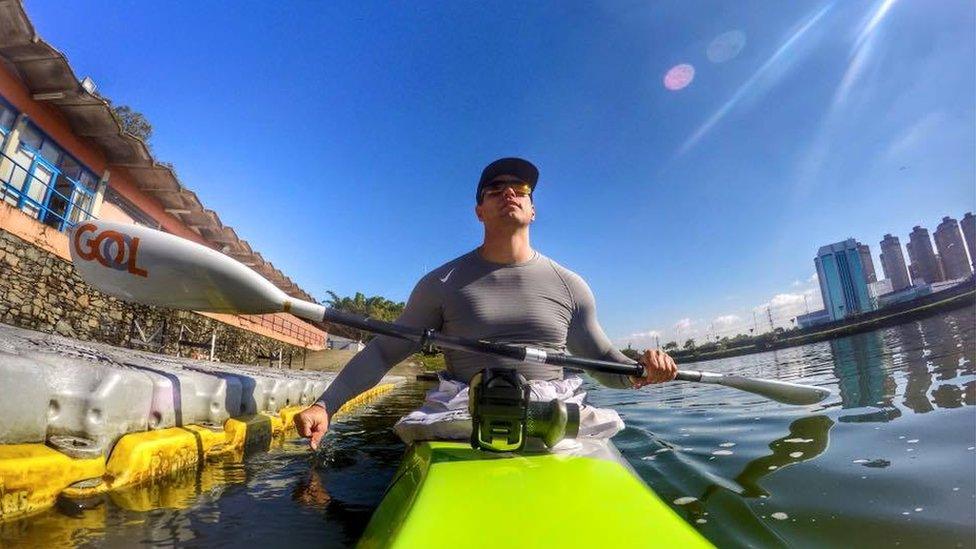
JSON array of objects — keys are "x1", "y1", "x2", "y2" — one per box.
[{"x1": 0, "y1": 219, "x2": 313, "y2": 366}]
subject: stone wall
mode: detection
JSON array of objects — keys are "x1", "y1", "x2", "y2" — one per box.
[{"x1": 0, "y1": 228, "x2": 310, "y2": 367}]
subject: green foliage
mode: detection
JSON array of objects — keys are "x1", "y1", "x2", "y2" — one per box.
[
  {"x1": 106, "y1": 100, "x2": 153, "y2": 143},
  {"x1": 663, "y1": 341, "x2": 678, "y2": 351},
  {"x1": 683, "y1": 338, "x2": 696, "y2": 350},
  {"x1": 323, "y1": 290, "x2": 406, "y2": 341}
]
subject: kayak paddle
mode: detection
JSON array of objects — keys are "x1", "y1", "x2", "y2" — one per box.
[{"x1": 67, "y1": 220, "x2": 830, "y2": 405}]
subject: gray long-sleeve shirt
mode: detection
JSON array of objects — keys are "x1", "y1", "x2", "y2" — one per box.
[{"x1": 317, "y1": 249, "x2": 635, "y2": 415}]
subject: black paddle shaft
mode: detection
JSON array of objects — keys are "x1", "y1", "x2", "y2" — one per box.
[{"x1": 321, "y1": 308, "x2": 645, "y2": 378}]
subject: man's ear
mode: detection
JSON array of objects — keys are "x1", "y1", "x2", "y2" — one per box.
[
  {"x1": 529, "y1": 203, "x2": 536, "y2": 222},
  {"x1": 475, "y1": 203, "x2": 485, "y2": 222}
]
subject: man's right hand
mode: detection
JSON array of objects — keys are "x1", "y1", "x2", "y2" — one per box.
[{"x1": 295, "y1": 404, "x2": 330, "y2": 450}]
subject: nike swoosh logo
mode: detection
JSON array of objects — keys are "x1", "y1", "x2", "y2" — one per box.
[{"x1": 439, "y1": 268, "x2": 455, "y2": 283}]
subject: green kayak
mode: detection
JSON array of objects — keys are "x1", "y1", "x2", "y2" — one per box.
[{"x1": 359, "y1": 440, "x2": 712, "y2": 548}]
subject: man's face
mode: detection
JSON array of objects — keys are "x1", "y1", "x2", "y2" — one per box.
[{"x1": 475, "y1": 175, "x2": 536, "y2": 228}]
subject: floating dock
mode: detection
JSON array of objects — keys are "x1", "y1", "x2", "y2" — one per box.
[{"x1": 0, "y1": 323, "x2": 398, "y2": 522}]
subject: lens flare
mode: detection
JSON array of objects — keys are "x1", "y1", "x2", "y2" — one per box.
[
  {"x1": 707, "y1": 30, "x2": 747, "y2": 63},
  {"x1": 663, "y1": 64, "x2": 695, "y2": 91}
]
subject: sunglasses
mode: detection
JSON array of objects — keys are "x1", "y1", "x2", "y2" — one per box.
[{"x1": 480, "y1": 182, "x2": 533, "y2": 201}]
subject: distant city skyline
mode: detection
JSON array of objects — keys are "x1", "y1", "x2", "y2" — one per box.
[
  {"x1": 807, "y1": 212, "x2": 974, "y2": 326},
  {"x1": 629, "y1": 210, "x2": 974, "y2": 347}
]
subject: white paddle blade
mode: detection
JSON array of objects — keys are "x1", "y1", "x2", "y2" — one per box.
[
  {"x1": 703, "y1": 373, "x2": 831, "y2": 405},
  {"x1": 68, "y1": 220, "x2": 290, "y2": 314}
]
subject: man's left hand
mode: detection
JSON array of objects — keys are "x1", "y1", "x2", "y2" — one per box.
[{"x1": 631, "y1": 349, "x2": 678, "y2": 388}]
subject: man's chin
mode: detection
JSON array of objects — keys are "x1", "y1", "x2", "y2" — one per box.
[{"x1": 486, "y1": 214, "x2": 531, "y2": 229}]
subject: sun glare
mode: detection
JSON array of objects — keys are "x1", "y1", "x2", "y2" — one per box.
[{"x1": 664, "y1": 63, "x2": 696, "y2": 91}]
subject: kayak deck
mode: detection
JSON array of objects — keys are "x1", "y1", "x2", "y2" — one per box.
[{"x1": 359, "y1": 440, "x2": 711, "y2": 548}]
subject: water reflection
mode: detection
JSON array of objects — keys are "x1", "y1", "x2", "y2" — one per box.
[
  {"x1": 827, "y1": 313, "x2": 975, "y2": 421},
  {"x1": 830, "y1": 332, "x2": 900, "y2": 422},
  {"x1": 292, "y1": 469, "x2": 331, "y2": 510},
  {"x1": 0, "y1": 454, "x2": 253, "y2": 548},
  {"x1": 667, "y1": 415, "x2": 835, "y2": 549},
  {"x1": 0, "y1": 504, "x2": 107, "y2": 548},
  {"x1": 885, "y1": 316, "x2": 974, "y2": 411},
  {"x1": 623, "y1": 311, "x2": 974, "y2": 548},
  {"x1": 891, "y1": 322, "x2": 938, "y2": 413},
  {"x1": 109, "y1": 457, "x2": 247, "y2": 513},
  {"x1": 724, "y1": 415, "x2": 833, "y2": 499}
]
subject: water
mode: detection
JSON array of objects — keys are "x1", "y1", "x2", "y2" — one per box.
[
  {"x1": 2, "y1": 310, "x2": 973, "y2": 548},
  {"x1": 604, "y1": 310, "x2": 975, "y2": 548}
]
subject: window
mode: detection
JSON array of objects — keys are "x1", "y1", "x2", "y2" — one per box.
[
  {"x1": 18, "y1": 123, "x2": 42, "y2": 149},
  {"x1": 0, "y1": 110, "x2": 100, "y2": 231},
  {"x1": 60, "y1": 155, "x2": 82, "y2": 181},
  {"x1": 38, "y1": 139, "x2": 63, "y2": 167},
  {"x1": 69, "y1": 191, "x2": 94, "y2": 224}
]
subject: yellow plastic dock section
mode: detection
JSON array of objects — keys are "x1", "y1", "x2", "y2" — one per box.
[{"x1": 0, "y1": 383, "x2": 395, "y2": 522}]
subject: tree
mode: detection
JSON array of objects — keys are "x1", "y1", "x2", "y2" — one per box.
[
  {"x1": 683, "y1": 338, "x2": 696, "y2": 350},
  {"x1": 324, "y1": 291, "x2": 405, "y2": 342},
  {"x1": 663, "y1": 341, "x2": 678, "y2": 351},
  {"x1": 104, "y1": 98, "x2": 153, "y2": 144}
]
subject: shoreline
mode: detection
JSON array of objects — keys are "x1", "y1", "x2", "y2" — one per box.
[{"x1": 670, "y1": 279, "x2": 975, "y2": 365}]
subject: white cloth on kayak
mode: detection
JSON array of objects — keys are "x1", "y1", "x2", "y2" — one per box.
[
  {"x1": 318, "y1": 249, "x2": 637, "y2": 416},
  {"x1": 394, "y1": 375, "x2": 625, "y2": 444}
]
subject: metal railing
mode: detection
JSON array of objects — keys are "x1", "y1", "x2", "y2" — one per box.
[
  {"x1": 240, "y1": 313, "x2": 325, "y2": 348},
  {"x1": 0, "y1": 149, "x2": 96, "y2": 232}
]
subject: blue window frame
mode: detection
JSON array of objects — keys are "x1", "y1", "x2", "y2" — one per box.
[{"x1": 0, "y1": 101, "x2": 100, "y2": 232}]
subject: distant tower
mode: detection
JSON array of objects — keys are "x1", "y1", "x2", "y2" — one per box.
[
  {"x1": 879, "y1": 234, "x2": 911, "y2": 292},
  {"x1": 907, "y1": 226, "x2": 945, "y2": 285},
  {"x1": 857, "y1": 243, "x2": 877, "y2": 283},
  {"x1": 961, "y1": 212, "x2": 975, "y2": 271},
  {"x1": 934, "y1": 216, "x2": 973, "y2": 280},
  {"x1": 906, "y1": 241, "x2": 919, "y2": 284},
  {"x1": 815, "y1": 238, "x2": 875, "y2": 321}
]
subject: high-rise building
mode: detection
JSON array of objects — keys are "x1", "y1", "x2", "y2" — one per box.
[
  {"x1": 961, "y1": 212, "x2": 975, "y2": 271},
  {"x1": 879, "y1": 234, "x2": 911, "y2": 292},
  {"x1": 857, "y1": 243, "x2": 877, "y2": 283},
  {"x1": 907, "y1": 226, "x2": 945, "y2": 285},
  {"x1": 934, "y1": 216, "x2": 973, "y2": 280},
  {"x1": 905, "y1": 241, "x2": 915, "y2": 284},
  {"x1": 815, "y1": 239, "x2": 876, "y2": 321}
]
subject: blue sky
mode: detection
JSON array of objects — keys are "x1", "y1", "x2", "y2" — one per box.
[{"x1": 26, "y1": 1, "x2": 975, "y2": 346}]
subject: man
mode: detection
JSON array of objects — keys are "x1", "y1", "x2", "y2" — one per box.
[{"x1": 295, "y1": 157, "x2": 677, "y2": 450}]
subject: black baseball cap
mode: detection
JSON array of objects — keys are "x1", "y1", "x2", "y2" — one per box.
[{"x1": 476, "y1": 157, "x2": 539, "y2": 203}]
